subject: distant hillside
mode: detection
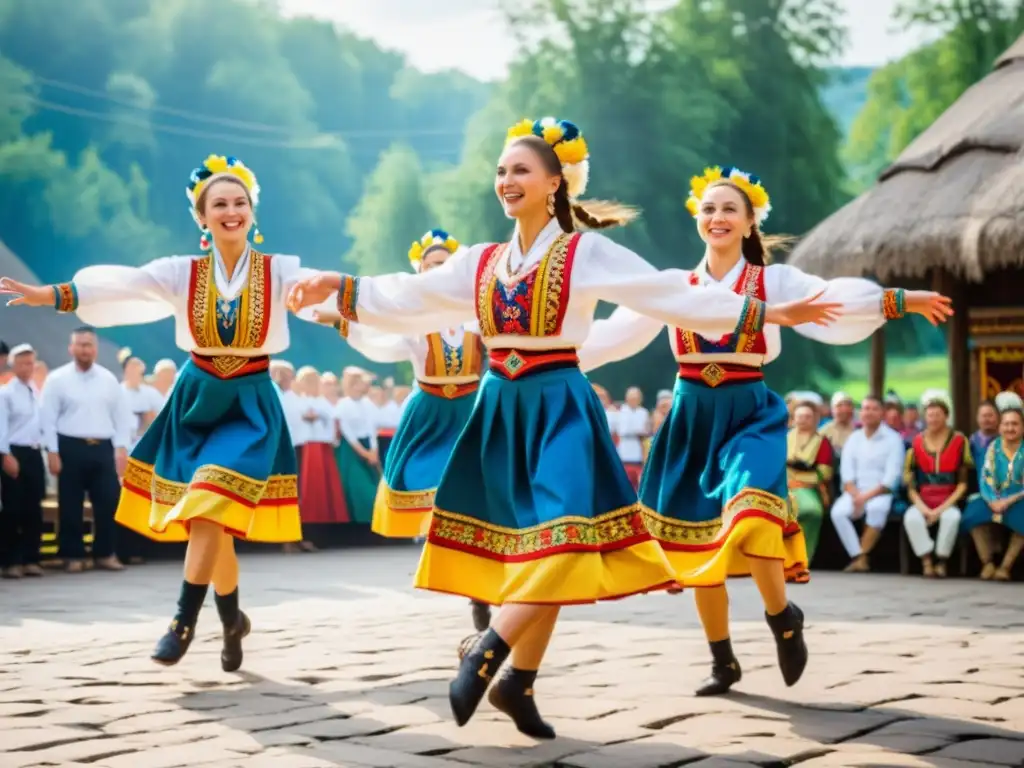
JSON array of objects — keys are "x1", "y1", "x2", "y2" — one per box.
[{"x1": 820, "y1": 66, "x2": 874, "y2": 136}]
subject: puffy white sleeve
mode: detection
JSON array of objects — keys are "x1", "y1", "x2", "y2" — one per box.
[
  {"x1": 338, "y1": 245, "x2": 483, "y2": 336},
  {"x1": 338, "y1": 323, "x2": 412, "y2": 365},
  {"x1": 277, "y1": 256, "x2": 338, "y2": 324},
  {"x1": 766, "y1": 264, "x2": 903, "y2": 345},
  {"x1": 577, "y1": 234, "x2": 762, "y2": 339},
  {"x1": 578, "y1": 307, "x2": 665, "y2": 373},
  {"x1": 57, "y1": 257, "x2": 186, "y2": 327}
]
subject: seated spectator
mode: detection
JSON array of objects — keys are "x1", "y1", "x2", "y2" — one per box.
[
  {"x1": 901, "y1": 390, "x2": 971, "y2": 578},
  {"x1": 786, "y1": 401, "x2": 834, "y2": 563},
  {"x1": 902, "y1": 402, "x2": 922, "y2": 443},
  {"x1": 830, "y1": 395, "x2": 905, "y2": 572},
  {"x1": 821, "y1": 391, "x2": 856, "y2": 455},
  {"x1": 961, "y1": 391, "x2": 1024, "y2": 581},
  {"x1": 969, "y1": 400, "x2": 999, "y2": 480}
]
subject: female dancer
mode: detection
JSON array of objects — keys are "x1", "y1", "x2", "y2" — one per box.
[
  {"x1": 287, "y1": 117, "x2": 840, "y2": 737},
  {"x1": 316, "y1": 229, "x2": 492, "y2": 632},
  {"x1": 962, "y1": 391, "x2": 1024, "y2": 580},
  {"x1": 578, "y1": 165, "x2": 953, "y2": 696},
  {"x1": 0, "y1": 154, "x2": 327, "y2": 670}
]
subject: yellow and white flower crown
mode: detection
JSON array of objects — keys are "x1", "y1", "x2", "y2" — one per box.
[
  {"x1": 995, "y1": 391, "x2": 1024, "y2": 413},
  {"x1": 505, "y1": 117, "x2": 590, "y2": 198},
  {"x1": 186, "y1": 154, "x2": 263, "y2": 251},
  {"x1": 408, "y1": 229, "x2": 459, "y2": 272},
  {"x1": 685, "y1": 166, "x2": 771, "y2": 225}
]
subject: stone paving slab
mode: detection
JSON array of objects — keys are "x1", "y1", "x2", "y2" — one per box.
[{"x1": 0, "y1": 547, "x2": 1022, "y2": 767}]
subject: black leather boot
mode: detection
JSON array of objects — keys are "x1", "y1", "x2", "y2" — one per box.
[
  {"x1": 215, "y1": 589, "x2": 249, "y2": 673},
  {"x1": 220, "y1": 611, "x2": 250, "y2": 673},
  {"x1": 695, "y1": 638, "x2": 742, "y2": 696},
  {"x1": 487, "y1": 667, "x2": 556, "y2": 739},
  {"x1": 470, "y1": 600, "x2": 492, "y2": 632},
  {"x1": 449, "y1": 628, "x2": 510, "y2": 726},
  {"x1": 152, "y1": 581, "x2": 208, "y2": 666},
  {"x1": 766, "y1": 602, "x2": 807, "y2": 686}
]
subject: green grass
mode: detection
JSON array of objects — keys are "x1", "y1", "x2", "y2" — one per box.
[{"x1": 828, "y1": 354, "x2": 950, "y2": 402}]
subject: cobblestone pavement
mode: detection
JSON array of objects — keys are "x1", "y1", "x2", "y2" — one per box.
[{"x1": 1, "y1": 546, "x2": 1022, "y2": 768}]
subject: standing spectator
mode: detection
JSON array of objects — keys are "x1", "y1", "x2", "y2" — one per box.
[
  {"x1": 150, "y1": 359, "x2": 178, "y2": 409},
  {"x1": 615, "y1": 386, "x2": 649, "y2": 490},
  {"x1": 119, "y1": 349, "x2": 163, "y2": 565},
  {"x1": 830, "y1": 395, "x2": 905, "y2": 572},
  {"x1": 32, "y1": 359, "x2": 48, "y2": 393},
  {"x1": 320, "y1": 372, "x2": 340, "y2": 406},
  {"x1": 821, "y1": 392, "x2": 856, "y2": 454},
  {"x1": 294, "y1": 366, "x2": 347, "y2": 536},
  {"x1": 902, "y1": 391, "x2": 971, "y2": 578},
  {"x1": 335, "y1": 367, "x2": 380, "y2": 523},
  {"x1": 40, "y1": 327, "x2": 131, "y2": 573},
  {"x1": 0, "y1": 344, "x2": 46, "y2": 578}
]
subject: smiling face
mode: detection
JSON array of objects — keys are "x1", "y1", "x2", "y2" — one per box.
[
  {"x1": 696, "y1": 183, "x2": 754, "y2": 249},
  {"x1": 494, "y1": 139, "x2": 561, "y2": 221},
  {"x1": 1000, "y1": 410, "x2": 1023, "y2": 443},
  {"x1": 197, "y1": 178, "x2": 253, "y2": 249}
]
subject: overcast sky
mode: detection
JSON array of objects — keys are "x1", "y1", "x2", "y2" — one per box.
[{"x1": 278, "y1": 0, "x2": 944, "y2": 80}]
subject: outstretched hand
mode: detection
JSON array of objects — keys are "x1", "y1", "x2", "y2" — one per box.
[
  {"x1": 906, "y1": 291, "x2": 954, "y2": 326},
  {"x1": 286, "y1": 272, "x2": 342, "y2": 313},
  {"x1": 765, "y1": 290, "x2": 842, "y2": 328},
  {"x1": 0, "y1": 277, "x2": 54, "y2": 307},
  {"x1": 313, "y1": 309, "x2": 342, "y2": 327}
]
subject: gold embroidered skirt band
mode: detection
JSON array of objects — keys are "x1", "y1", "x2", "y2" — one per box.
[
  {"x1": 190, "y1": 353, "x2": 270, "y2": 380},
  {"x1": 417, "y1": 380, "x2": 480, "y2": 399},
  {"x1": 677, "y1": 362, "x2": 763, "y2": 388},
  {"x1": 488, "y1": 348, "x2": 580, "y2": 380}
]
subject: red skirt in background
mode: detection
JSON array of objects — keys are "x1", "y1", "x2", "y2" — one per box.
[
  {"x1": 623, "y1": 461, "x2": 644, "y2": 491},
  {"x1": 299, "y1": 442, "x2": 350, "y2": 523}
]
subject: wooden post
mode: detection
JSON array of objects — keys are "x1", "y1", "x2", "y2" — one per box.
[
  {"x1": 933, "y1": 269, "x2": 970, "y2": 433},
  {"x1": 869, "y1": 326, "x2": 886, "y2": 398}
]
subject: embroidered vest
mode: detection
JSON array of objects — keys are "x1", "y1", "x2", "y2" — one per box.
[
  {"x1": 474, "y1": 233, "x2": 581, "y2": 338},
  {"x1": 910, "y1": 431, "x2": 967, "y2": 508},
  {"x1": 423, "y1": 329, "x2": 485, "y2": 379},
  {"x1": 674, "y1": 262, "x2": 767, "y2": 356},
  {"x1": 188, "y1": 251, "x2": 272, "y2": 351}
]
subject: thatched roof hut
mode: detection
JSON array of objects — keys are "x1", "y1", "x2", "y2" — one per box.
[
  {"x1": 0, "y1": 239, "x2": 121, "y2": 371},
  {"x1": 790, "y1": 35, "x2": 1024, "y2": 282},
  {"x1": 789, "y1": 34, "x2": 1024, "y2": 429}
]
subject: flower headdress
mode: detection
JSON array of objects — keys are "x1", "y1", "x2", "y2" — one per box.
[
  {"x1": 685, "y1": 166, "x2": 771, "y2": 225},
  {"x1": 186, "y1": 154, "x2": 263, "y2": 252},
  {"x1": 505, "y1": 117, "x2": 590, "y2": 198},
  {"x1": 995, "y1": 391, "x2": 1024, "y2": 414},
  {"x1": 408, "y1": 229, "x2": 459, "y2": 272}
]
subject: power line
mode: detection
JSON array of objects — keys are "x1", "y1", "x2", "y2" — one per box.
[
  {"x1": 27, "y1": 97, "x2": 466, "y2": 159},
  {"x1": 33, "y1": 75, "x2": 477, "y2": 140}
]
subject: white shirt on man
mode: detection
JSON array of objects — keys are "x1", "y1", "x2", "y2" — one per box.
[
  {"x1": 39, "y1": 363, "x2": 132, "y2": 453},
  {"x1": 0, "y1": 376, "x2": 43, "y2": 453},
  {"x1": 839, "y1": 423, "x2": 905, "y2": 492}
]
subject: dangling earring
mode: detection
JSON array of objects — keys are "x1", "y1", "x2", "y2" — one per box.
[
  {"x1": 199, "y1": 228, "x2": 212, "y2": 252},
  {"x1": 546, "y1": 192, "x2": 555, "y2": 216},
  {"x1": 253, "y1": 225, "x2": 264, "y2": 245}
]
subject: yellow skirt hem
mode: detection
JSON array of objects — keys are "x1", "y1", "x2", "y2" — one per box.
[
  {"x1": 660, "y1": 516, "x2": 809, "y2": 588},
  {"x1": 370, "y1": 479, "x2": 433, "y2": 539},
  {"x1": 412, "y1": 538, "x2": 676, "y2": 605},
  {"x1": 115, "y1": 485, "x2": 302, "y2": 544}
]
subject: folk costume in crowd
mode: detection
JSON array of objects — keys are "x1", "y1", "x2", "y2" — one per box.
[
  {"x1": 295, "y1": 366, "x2": 349, "y2": 526},
  {"x1": 0, "y1": 155, "x2": 326, "y2": 670},
  {"x1": 786, "y1": 420, "x2": 835, "y2": 563},
  {"x1": 962, "y1": 391, "x2": 1024, "y2": 580},
  {"x1": 324, "y1": 230, "x2": 492, "y2": 632},
  {"x1": 579, "y1": 165, "x2": 950, "y2": 697},
  {"x1": 288, "y1": 118, "x2": 832, "y2": 739},
  {"x1": 901, "y1": 390, "x2": 971, "y2": 577},
  {"x1": 335, "y1": 367, "x2": 382, "y2": 523}
]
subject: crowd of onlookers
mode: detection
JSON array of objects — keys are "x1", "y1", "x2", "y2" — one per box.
[
  {"x1": 596, "y1": 384, "x2": 1022, "y2": 582},
  {"x1": 2, "y1": 332, "x2": 1020, "y2": 582}
]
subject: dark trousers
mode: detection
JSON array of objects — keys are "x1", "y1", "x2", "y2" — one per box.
[
  {"x1": 57, "y1": 435, "x2": 120, "y2": 560},
  {"x1": 0, "y1": 446, "x2": 45, "y2": 566}
]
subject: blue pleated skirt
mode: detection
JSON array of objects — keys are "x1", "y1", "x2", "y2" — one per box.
[
  {"x1": 413, "y1": 367, "x2": 675, "y2": 605},
  {"x1": 640, "y1": 377, "x2": 807, "y2": 586},
  {"x1": 115, "y1": 359, "x2": 301, "y2": 543},
  {"x1": 371, "y1": 385, "x2": 477, "y2": 538}
]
